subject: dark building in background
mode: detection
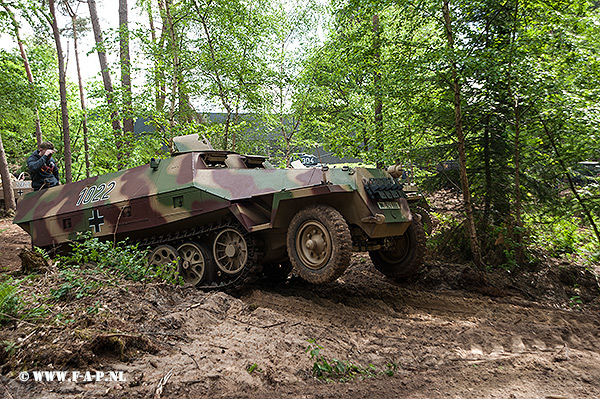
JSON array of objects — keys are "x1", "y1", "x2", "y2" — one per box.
[{"x1": 134, "y1": 113, "x2": 363, "y2": 165}]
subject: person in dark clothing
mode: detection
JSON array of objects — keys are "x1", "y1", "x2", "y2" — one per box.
[{"x1": 27, "y1": 141, "x2": 60, "y2": 191}]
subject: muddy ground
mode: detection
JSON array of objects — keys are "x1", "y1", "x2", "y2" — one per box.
[{"x1": 1, "y1": 217, "x2": 599, "y2": 399}]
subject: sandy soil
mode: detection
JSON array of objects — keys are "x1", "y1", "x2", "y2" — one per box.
[{"x1": 1, "y1": 218, "x2": 599, "y2": 399}]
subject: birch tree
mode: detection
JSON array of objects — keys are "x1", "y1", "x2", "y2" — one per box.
[
  {"x1": 64, "y1": 1, "x2": 91, "y2": 178},
  {"x1": 0, "y1": 133, "x2": 16, "y2": 212},
  {"x1": 119, "y1": 0, "x2": 134, "y2": 136},
  {"x1": 48, "y1": 0, "x2": 72, "y2": 183},
  {"x1": 441, "y1": 0, "x2": 482, "y2": 267},
  {"x1": 88, "y1": 0, "x2": 124, "y2": 168}
]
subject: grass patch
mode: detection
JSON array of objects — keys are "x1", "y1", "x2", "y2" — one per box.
[{"x1": 305, "y1": 339, "x2": 396, "y2": 382}]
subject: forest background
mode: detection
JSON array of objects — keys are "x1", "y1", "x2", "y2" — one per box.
[{"x1": 0, "y1": 0, "x2": 599, "y2": 270}]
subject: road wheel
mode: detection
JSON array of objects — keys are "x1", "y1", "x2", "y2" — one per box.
[
  {"x1": 213, "y1": 228, "x2": 249, "y2": 275},
  {"x1": 287, "y1": 205, "x2": 351, "y2": 284},
  {"x1": 177, "y1": 242, "x2": 208, "y2": 285},
  {"x1": 148, "y1": 245, "x2": 180, "y2": 273},
  {"x1": 369, "y1": 218, "x2": 426, "y2": 280}
]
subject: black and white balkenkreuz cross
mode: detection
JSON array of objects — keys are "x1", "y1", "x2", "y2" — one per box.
[
  {"x1": 88, "y1": 209, "x2": 105, "y2": 233},
  {"x1": 17, "y1": 189, "x2": 23, "y2": 196}
]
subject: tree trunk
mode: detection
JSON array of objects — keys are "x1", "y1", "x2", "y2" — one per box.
[
  {"x1": 442, "y1": 0, "x2": 483, "y2": 268},
  {"x1": 161, "y1": 0, "x2": 181, "y2": 126},
  {"x1": 146, "y1": 0, "x2": 166, "y2": 112},
  {"x1": 3, "y1": 4, "x2": 43, "y2": 146},
  {"x1": 120, "y1": 0, "x2": 134, "y2": 137},
  {"x1": 88, "y1": 0, "x2": 124, "y2": 169},
  {"x1": 482, "y1": 17, "x2": 492, "y2": 225},
  {"x1": 0, "y1": 134, "x2": 16, "y2": 212},
  {"x1": 66, "y1": 3, "x2": 91, "y2": 179},
  {"x1": 232, "y1": 93, "x2": 241, "y2": 152},
  {"x1": 512, "y1": 95, "x2": 523, "y2": 263},
  {"x1": 507, "y1": 0, "x2": 524, "y2": 264},
  {"x1": 48, "y1": 0, "x2": 72, "y2": 183},
  {"x1": 161, "y1": 0, "x2": 198, "y2": 125},
  {"x1": 483, "y1": 115, "x2": 492, "y2": 223},
  {"x1": 372, "y1": 14, "x2": 384, "y2": 168}
]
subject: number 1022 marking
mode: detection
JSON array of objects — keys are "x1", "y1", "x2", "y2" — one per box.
[{"x1": 76, "y1": 181, "x2": 117, "y2": 206}]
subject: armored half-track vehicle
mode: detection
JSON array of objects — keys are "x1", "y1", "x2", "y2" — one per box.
[{"x1": 14, "y1": 134, "x2": 426, "y2": 290}]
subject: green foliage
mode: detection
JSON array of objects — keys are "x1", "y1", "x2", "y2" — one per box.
[
  {"x1": 0, "y1": 277, "x2": 47, "y2": 323},
  {"x1": 0, "y1": 49, "x2": 37, "y2": 167},
  {"x1": 50, "y1": 265, "x2": 100, "y2": 301},
  {"x1": 86, "y1": 300, "x2": 101, "y2": 315},
  {"x1": 0, "y1": 278, "x2": 21, "y2": 324},
  {"x1": 528, "y1": 214, "x2": 598, "y2": 264},
  {"x1": 384, "y1": 362, "x2": 397, "y2": 377},
  {"x1": 34, "y1": 246, "x2": 50, "y2": 261},
  {"x1": 305, "y1": 339, "x2": 394, "y2": 382},
  {"x1": 246, "y1": 363, "x2": 262, "y2": 374},
  {"x1": 427, "y1": 213, "x2": 470, "y2": 262},
  {"x1": 298, "y1": 0, "x2": 600, "y2": 267},
  {"x1": 1, "y1": 340, "x2": 18, "y2": 359},
  {"x1": 51, "y1": 232, "x2": 181, "y2": 300},
  {"x1": 298, "y1": 0, "x2": 447, "y2": 166},
  {"x1": 568, "y1": 295, "x2": 583, "y2": 310},
  {"x1": 57, "y1": 233, "x2": 147, "y2": 278},
  {"x1": 485, "y1": 224, "x2": 533, "y2": 272}
]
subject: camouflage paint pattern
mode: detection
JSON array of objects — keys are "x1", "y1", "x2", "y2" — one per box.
[{"x1": 14, "y1": 134, "x2": 412, "y2": 252}]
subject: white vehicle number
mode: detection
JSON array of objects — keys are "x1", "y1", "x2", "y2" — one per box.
[
  {"x1": 14, "y1": 181, "x2": 32, "y2": 188},
  {"x1": 76, "y1": 181, "x2": 117, "y2": 206}
]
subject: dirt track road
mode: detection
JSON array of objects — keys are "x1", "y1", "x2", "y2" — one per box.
[{"x1": 1, "y1": 218, "x2": 599, "y2": 398}]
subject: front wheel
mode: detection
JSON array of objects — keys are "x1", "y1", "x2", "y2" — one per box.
[
  {"x1": 369, "y1": 219, "x2": 426, "y2": 280},
  {"x1": 286, "y1": 205, "x2": 352, "y2": 284},
  {"x1": 412, "y1": 205, "x2": 435, "y2": 235}
]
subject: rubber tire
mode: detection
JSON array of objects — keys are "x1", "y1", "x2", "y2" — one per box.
[
  {"x1": 412, "y1": 205, "x2": 434, "y2": 235},
  {"x1": 369, "y1": 218, "x2": 426, "y2": 280},
  {"x1": 286, "y1": 205, "x2": 352, "y2": 284}
]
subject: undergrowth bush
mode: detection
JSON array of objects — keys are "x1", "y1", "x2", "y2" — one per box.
[
  {"x1": 527, "y1": 214, "x2": 600, "y2": 266},
  {"x1": 428, "y1": 216, "x2": 531, "y2": 270},
  {"x1": 0, "y1": 278, "x2": 47, "y2": 323},
  {"x1": 52, "y1": 232, "x2": 182, "y2": 300},
  {"x1": 427, "y1": 214, "x2": 471, "y2": 262},
  {"x1": 428, "y1": 208, "x2": 599, "y2": 270},
  {"x1": 0, "y1": 278, "x2": 21, "y2": 323}
]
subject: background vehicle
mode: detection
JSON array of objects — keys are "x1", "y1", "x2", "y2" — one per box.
[{"x1": 0, "y1": 173, "x2": 33, "y2": 209}]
